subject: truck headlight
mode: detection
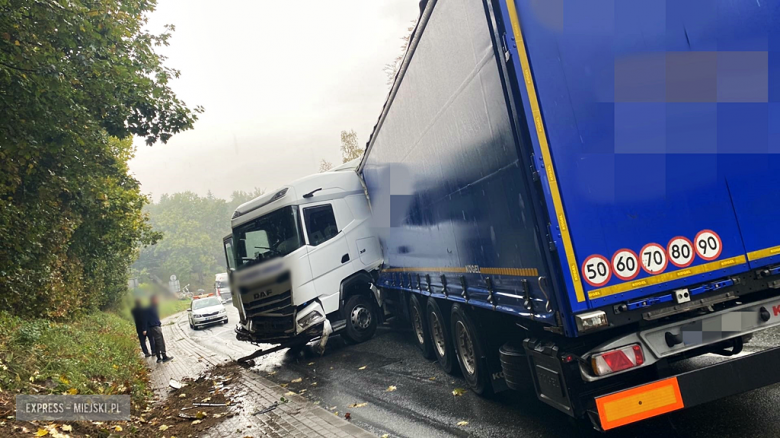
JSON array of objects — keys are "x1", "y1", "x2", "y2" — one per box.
[
  {"x1": 298, "y1": 310, "x2": 323, "y2": 329},
  {"x1": 576, "y1": 310, "x2": 608, "y2": 332}
]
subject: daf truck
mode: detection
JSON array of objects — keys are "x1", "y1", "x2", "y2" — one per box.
[
  {"x1": 225, "y1": 0, "x2": 780, "y2": 431},
  {"x1": 223, "y1": 159, "x2": 383, "y2": 355}
]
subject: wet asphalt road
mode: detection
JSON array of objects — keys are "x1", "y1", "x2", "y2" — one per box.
[{"x1": 183, "y1": 305, "x2": 780, "y2": 438}]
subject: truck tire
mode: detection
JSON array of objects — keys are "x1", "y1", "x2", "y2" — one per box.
[
  {"x1": 409, "y1": 294, "x2": 435, "y2": 359},
  {"x1": 342, "y1": 295, "x2": 377, "y2": 344},
  {"x1": 426, "y1": 298, "x2": 457, "y2": 374},
  {"x1": 451, "y1": 304, "x2": 492, "y2": 396}
]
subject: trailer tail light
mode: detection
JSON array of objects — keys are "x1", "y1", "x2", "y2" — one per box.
[{"x1": 591, "y1": 344, "x2": 644, "y2": 376}]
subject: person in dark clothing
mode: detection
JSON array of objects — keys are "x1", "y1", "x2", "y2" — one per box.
[
  {"x1": 144, "y1": 295, "x2": 173, "y2": 363},
  {"x1": 130, "y1": 299, "x2": 153, "y2": 357}
]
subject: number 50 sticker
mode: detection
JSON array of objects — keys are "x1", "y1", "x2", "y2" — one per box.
[{"x1": 582, "y1": 255, "x2": 612, "y2": 287}]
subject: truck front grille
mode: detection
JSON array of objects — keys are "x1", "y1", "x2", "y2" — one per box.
[{"x1": 240, "y1": 270, "x2": 294, "y2": 321}]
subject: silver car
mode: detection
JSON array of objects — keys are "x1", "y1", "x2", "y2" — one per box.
[{"x1": 188, "y1": 295, "x2": 228, "y2": 330}]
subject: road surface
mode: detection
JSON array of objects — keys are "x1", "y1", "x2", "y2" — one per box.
[{"x1": 181, "y1": 304, "x2": 780, "y2": 437}]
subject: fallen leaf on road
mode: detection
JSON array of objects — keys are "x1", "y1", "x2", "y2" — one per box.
[
  {"x1": 195, "y1": 411, "x2": 207, "y2": 419},
  {"x1": 428, "y1": 377, "x2": 436, "y2": 381},
  {"x1": 213, "y1": 414, "x2": 222, "y2": 419},
  {"x1": 61, "y1": 425, "x2": 72, "y2": 432},
  {"x1": 280, "y1": 383, "x2": 288, "y2": 388},
  {"x1": 35, "y1": 428, "x2": 48, "y2": 436},
  {"x1": 334, "y1": 411, "x2": 338, "y2": 416},
  {"x1": 358, "y1": 366, "x2": 366, "y2": 370},
  {"x1": 345, "y1": 412, "x2": 351, "y2": 420},
  {"x1": 114, "y1": 426, "x2": 122, "y2": 432},
  {"x1": 290, "y1": 378, "x2": 302, "y2": 383},
  {"x1": 178, "y1": 393, "x2": 187, "y2": 398},
  {"x1": 285, "y1": 391, "x2": 296, "y2": 396},
  {"x1": 329, "y1": 406, "x2": 337, "y2": 410},
  {"x1": 267, "y1": 371, "x2": 277, "y2": 376},
  {"x1": 308, "y1": 362, "x2": 314, "y2": 366},
  {"x1": 191, "y1": 420, "x2": 202, "y2": 425},
  {"x1": 381, "y1": 435, "x2": 389, "y2": 438},
  {"x1": 452, "y1": 388, "x2": 467, "y2": 397},
  {"x1": 348, "y1": 402, "x2": 368, "y2": 408},
  {"x1": 386, "y1": 385, "x2": 397, "y2": 392},
  {"x1": 457, "y1": 421, "x2": 469, "y2": 426},
  {"x1": 313, "y1": 401, "x2": 320, "y2": 405},
  {"x1": 159, "y1": 425, "x2": 169, "y2": 431},
  {"x1": 299, "y1": 389, "x2": 307, "y2": 394},
  {"x1": 311, "y1": 382, "x2": 317, "y2": 386}
]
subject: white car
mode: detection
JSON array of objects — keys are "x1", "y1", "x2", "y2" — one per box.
[{"x1": 188, "y1": 295, "x2": 228, "y2": 330}]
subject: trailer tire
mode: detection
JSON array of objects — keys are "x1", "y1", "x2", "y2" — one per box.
[
  {"x1": 426, "y1": 298, "x2": 457, "y2": 374},
  {"x1": 342, "y1": 295, "x2": 377, "y2": 344},
  {"x1": 409, "y1": 294, "x2": 435, "y2": 359},
  {"x1": 451, "y1": 304, "x2": 492, "y2": 396}
]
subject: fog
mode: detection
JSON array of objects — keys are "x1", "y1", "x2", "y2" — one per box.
[{"x1": 129, "y1": 0, "x2": 419, "y2": 200}]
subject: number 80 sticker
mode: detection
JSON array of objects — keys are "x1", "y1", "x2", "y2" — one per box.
[{"x1": 582, "y1": 254, "x2": 612, "y2": 287}]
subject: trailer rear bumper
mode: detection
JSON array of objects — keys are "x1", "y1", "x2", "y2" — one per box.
[{"x1": 593, "y1": 345, "x2": 780, "y2": 430}]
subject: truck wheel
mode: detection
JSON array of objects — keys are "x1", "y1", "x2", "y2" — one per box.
[
  {"x1": 409, "y1": 294, "x2": 435, "y2": 359},
  {"x1": 451, "y1": 304, "x2": 492, "y2": 396},
  {"x1": 427, "y1": 298, "x2": 457, "y2": 374},
  {"x1": 342, "y1": 295, "x2": 377, "y2": 344}
]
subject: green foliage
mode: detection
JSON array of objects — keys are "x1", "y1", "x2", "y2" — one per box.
[
  {"x1": 0, "y1": 310, "x2": 150, "y2": 403},
  {"x1": 158, "y1": 297, "x2": 191, "y2": 320},
  {"x1": 134, "y1": 189, "x2": 264, "y2": 287},
  {"x1": 0, "y1": 0, "x2": 199, "y2": 318},
  {"x1": 340, "y1": 129, "x2": 363, "y2": 163}
]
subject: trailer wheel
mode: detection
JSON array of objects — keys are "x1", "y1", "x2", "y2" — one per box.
[
  {"x1": 426, "y1": 298, "x2": 457, "y2": 374},
  {"x1": 451, "y1": 304, "x2": 492, "y2": 395},
  {"x1": 342, "y1": 295, "x2": 377, "y2": 344},
  {"x1": 409, "y1": 294, "x2": 435, "y2": 359}
]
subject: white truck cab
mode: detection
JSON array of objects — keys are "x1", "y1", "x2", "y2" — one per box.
[{"x1": 224, "y1": 160, "x2": 383, "y2": 347}]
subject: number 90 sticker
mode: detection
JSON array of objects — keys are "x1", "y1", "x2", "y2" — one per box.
[
  {"x1": 611, "y1": 249, "x2": 639, "y2": 281},
  {"x1": 695, "y1": 230, "x2": 722, "y2": 261},
  {"x1": 582, "y1": 255, "x2": 612, "y2": 287},
  {"x1": 640, "y1": 243, "x2": 668, "y2": 274},
  {"x1": 667, "y1": 236, "x2": 695, "y2": 268}
]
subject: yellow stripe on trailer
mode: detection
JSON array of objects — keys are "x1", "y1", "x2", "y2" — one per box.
[
  {"x1": 747, "y1": 244, "x2": 780, "y2": 262},
  {"x1": 504, "y1": 0, "x2": 585, "y2": 302},
  {"x1": 587, "y1": 255, "x2": 747, "y2": 299}
]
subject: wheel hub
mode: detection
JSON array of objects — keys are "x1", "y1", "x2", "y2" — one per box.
[
  {"x1": 455, "y1": 321, "x2": 476, "y2": 376},
  {"x1": 351, "y1": 305, "x2": 372, "y2": 330}
]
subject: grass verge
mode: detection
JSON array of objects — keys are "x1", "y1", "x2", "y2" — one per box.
[
  {"x1": 158, "y1": 298, "x2": 191, "y2": 320},
  {"x1": 0, "y1": 311, "x2": 149, "y2": 404}
]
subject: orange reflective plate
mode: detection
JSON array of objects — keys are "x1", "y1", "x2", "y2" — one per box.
[{"x1": 596, "y1": 377, "x2": 684, "y2": 430}]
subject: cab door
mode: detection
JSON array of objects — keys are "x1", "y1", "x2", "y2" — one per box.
[
  {"x1": 223, "y1": 234, "x2": 245, "y2": 319},
  {"x1": 300, "y1": 202, "x2": 351, "y2": 308}
]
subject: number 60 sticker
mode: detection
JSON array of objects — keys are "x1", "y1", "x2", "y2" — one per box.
[{"x1": 582, "y1": 255, "x2": 612, "y2": 287}]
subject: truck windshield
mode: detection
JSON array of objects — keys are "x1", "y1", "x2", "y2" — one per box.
[{"x1": 233, "y1": 206, "x2": 303, "y2": 269}]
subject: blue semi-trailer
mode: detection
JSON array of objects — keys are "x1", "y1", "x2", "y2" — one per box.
[{"x1": 358, "y1": 0, "x2": 780, "y2": 430}]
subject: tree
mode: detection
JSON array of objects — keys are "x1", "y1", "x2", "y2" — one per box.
[
  {"x1": 133, "y1": 188, "x2": 266, "y2": 288},
  {"x1": 382, "y1": 19, "x2": 418, "y2": 87},
  {"x1": 0, "y1": 0, "x2": 199, "y2": 318},
  {"x1": 340, "y1": 129, "x2": 363, "y2": 163},
  {"x1": 319, "y1": 159, "x2": 334, "y2": 173}
]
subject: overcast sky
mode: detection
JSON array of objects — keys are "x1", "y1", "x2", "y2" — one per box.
[{"x1": 128, "y1": 0, "x2": 418, "y2": 201}]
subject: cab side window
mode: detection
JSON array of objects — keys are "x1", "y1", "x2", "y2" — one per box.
[{"x1": 303, "y1": 205, "x2": 339, "y2": 246}]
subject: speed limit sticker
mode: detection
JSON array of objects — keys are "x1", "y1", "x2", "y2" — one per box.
[
  {"x1": 695, "y1": 229, "x2": 722, "y2": 261},
  {"x1": 611, "y1": 249, "x2": 639, "y2": 281},
  {"x1": 640, "y1": 243, "x2": 668, "y2": 274},
  {"x1": 582, "y1": 255, "x2": 612, "y2": 287},
  {"x1": 667, "y1": 236, "x2": 695, "y2": 268}
]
